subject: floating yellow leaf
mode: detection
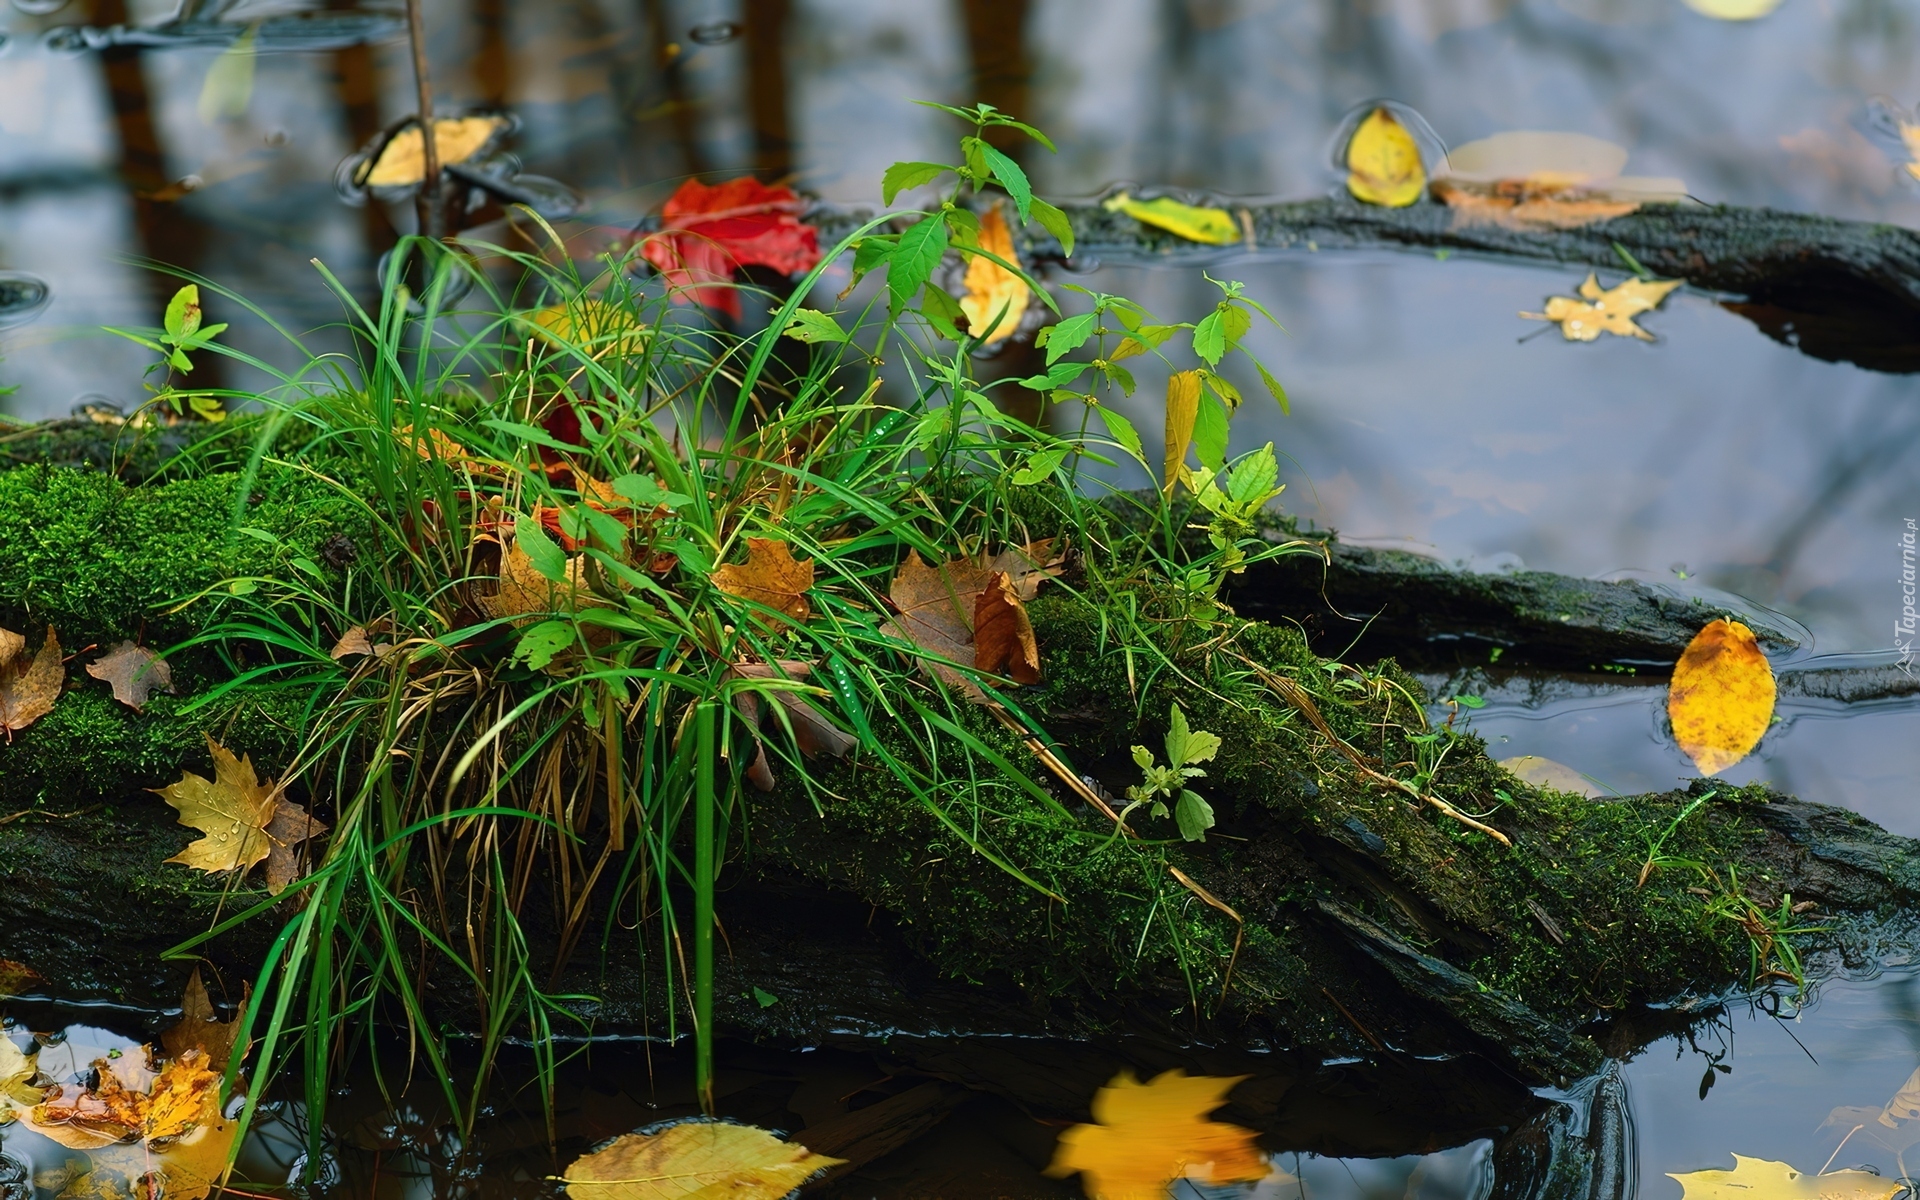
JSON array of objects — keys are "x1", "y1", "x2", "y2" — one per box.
[
  {"x1": 24, "y1": 1050, "x2": 236, "y2": 1200},
  {"x1": 1101, "y1": 193, "x2": 1239, "y2": 245},
  {"x1": 356, "y1": 115, "x2": 509, "y2": 188},
  {"x1": 0, "y1": 624, "x2": 63, "y2": 734},
  {"x1": 1681, "y1": 0, "x2": 1784, "y2": 19},
  {"x1": 196, "y1": 22, "x2": 256, "y2": 124},
  {"x1": 1669, "y1": 1155, "x2": 1901, "y2": 1199},
  {"x1": 157, "y1": 737, "x2": 327, "y2": 893},
  {"x1": 522, "y1": 301, "x2": 650, "y2": 356},
  {"x1": 1667, "y1": 619, "x2": 1775, "y2": 775},
  {"x1": 1346, "y1": 107, "x2": 1426, "y2": 207},
  {"x1": 712, "y1": 538, "x2": 815, "y2": 623},
  {"x1": 959, "y1": 204, "x2": 1032, "y2": 344},
  {"x1": 1045, "y1": 1069, "x2": 1266, "y2": 1200},
  {"x1": 1498, "y1": 755, "x2": 1605, "y2": 798},
  {"x1": 161, "y1": 970, "x2": 250, "y2": 1071},
  {"x1": 0, "y1": 1034, "x2": 44, "y2": 1125},
  {"x1": 563, "y1": 1119, "x2": 845, "y2": 1199},
  {"x1": 1163, "y1": 370, "x2": 1203, "y2": 491},
  {"x1": 1521, "y1": 272, "x2": 1682, "y2": 341}
]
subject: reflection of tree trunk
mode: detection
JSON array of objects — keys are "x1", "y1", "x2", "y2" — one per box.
[
  {"x1": 960, "y1": 0, "x2": 1031, "y2": 153},
  {"x1": 643, "y1": 0, "x2": 707, "y2": 177},
  {"x1": 472, "y1": 0, "x2": 514, "y2": 109},
  {"x1": 328, "y1": 0, "x2": 397, "y2": 267},
  {"x1": 742, "y1": 0, "x2": 791, "y2": 178},
  {"x1": 92, "y1": 0, "x2": 223, "y2": 393}
]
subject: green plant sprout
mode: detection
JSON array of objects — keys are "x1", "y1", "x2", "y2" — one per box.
[
  {"x1": 104, "y1": 283, "x2": 231, "y2": 422},
  {"x1": 1122, "y1": 702, "x2": 1222, "y2": 842}
]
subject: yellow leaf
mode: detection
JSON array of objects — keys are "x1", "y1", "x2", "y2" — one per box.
[
  {"x1": 563, "y1": 1119, "x2": 845, "y2": 1200},
  {"x1": 1346, "y1": 108, "x2": 1426, "y2": 207},
  {"x1": 156, "y1": 738, "x2": 327, "y2": 892},
  {"x1": 1101, "y1": 193, "x2": 1240, "y2": 245},
  {"x1": 0, "y1": 1034, "x2": 45, "y2": 1125},
  {"x1": 472, "y1": 531, "x2": 607, "y2": 624},
  {"x1": 1045, "y1": 1070, "x2": 1267, "y2": 1200},
  {"x1": 1520, "y1": 272, "x2": 1681, "y2": 341},
  {"x1": 713, "y1": 538, "x2": 815, "y2": 623},
  {"x1": 1669, "y1": 1155, "x2": 1901, "y2": 1199},
  {"x1": 1667, "y1": 619, "x2": 1776, "y2": 775},
  {"x1": 522, "y1": 300, "x2": 650, "y2": 356},
  {"x1": 357, "y1": 115, "x2": 510, "y2": 187},
  {"x1": 0, "y1": 624, "x2": 63, "y2": 734},
  {"x1": 161, "y1": 970, "x2": 250, "y2": 1072},
  {"x1": 196, "y1": 23, "x2": 256, "y2": 124},
  {"x1": 1681, "y1": 0, "x2": 1784, "y2": 18},
  {"x1": 1163, "y1": 370, "x2": 1203, "y2": 492},
  {"x1": 958, "y1": 205, "x2": 1032, "y2": 344}
]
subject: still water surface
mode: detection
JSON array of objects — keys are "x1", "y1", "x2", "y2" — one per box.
[{"x1": 2, "y1": 0, "x2": 1919, "y2": 1195}]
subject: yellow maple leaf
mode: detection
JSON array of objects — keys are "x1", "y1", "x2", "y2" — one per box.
[
  {"x1": 1101, "y1": 193, "x2": 1240, "y2": 245},
  {"x1": 157, "y1": 737, "x2": 279, "y2": 876},
  {"x1": 563, "y1": 1119, "x2": 845, "y2": 1199},
  {"x1": 712, "y1": 538, "x2": 815, "y2": 623},
  {"x1": 1045, "y1": 1069, "x2": 1267, "y2": 1200},
  {"x1": 356, "y1": 114, "x2": 509, "y2": 187},
  {"x1": 1521, "y1": 272, "x2": 1682, "y2": 341},
  {"x1": 1667, "y1": 619, "x2": 1776, "y2": 775},
  {"x1": 0, "y1": 1034, "x2": 45, "y2": 1125},
  {"x1": 1346, "y1": 107, "x2": 1426, "y2": 207},
  {"x1": 0, "y1": 624, "x2": 63, "y2": 734},
  {"x1": 1669, "y1": 1155, "x2": 1901, "y2": 1199},
  {"x1": 959, "y1": 204, "x2": 1032, "y2": 345}
]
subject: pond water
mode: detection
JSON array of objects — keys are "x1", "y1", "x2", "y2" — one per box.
[{"x1": 3, "y1": 0, "x2": 1920, "y2": 1197}]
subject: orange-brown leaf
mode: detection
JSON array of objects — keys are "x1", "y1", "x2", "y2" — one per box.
[
  {"x1": 162, "y1": 970, "x2": 250, "y2": 1070},
  {"x1": 0, "y1": 959, "x2": 42, "y2": 999},
  {"x1": 1046, "y1": 1070, "x2": 1266, "y2": 1199},
  {"x1": 713, "y1": 538, "x2": 814, "y2": 622},
  {"x1": 972, "y1": 571, "x2": 1040, "y2": 684},
  {"x1": 728, "y1": 661, "x2": 857, "y2": 791},
  {"x1": 1432, "y1": 178, "x2": 1641, "y2": 230},
  {"x1": 883, "y1": 544, "x2": 1061, "y2": 697},
  {"x1": 85, "y1": 640, "x2": 174, "y2": 710},
  {"x1": 1667, "y1": 618, "x2": 1776, "y2": 775},
  {"x1": 330, "y1": 626, "x2": 375, "y2": 660},
  {"x1": 959, "y1": 204, "x2": 1031, "y2": 345},
  {"x1": 262, "y1": 795, "x2": 328, "y2": 895},
  {"x1": 0, "y1": 625, "x2": 62, "y2": 733}
]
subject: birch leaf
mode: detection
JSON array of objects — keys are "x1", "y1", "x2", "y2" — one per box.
[
  {"x1": 1667, "y1": 619, "x2": 1776, "y2": 775},
  {"x1": 1346, "y1": 108, "x2": 1426, "y2": 207},
  {"x1": 1101, "y1": 193, "x2": 1239, "y2": 245}
]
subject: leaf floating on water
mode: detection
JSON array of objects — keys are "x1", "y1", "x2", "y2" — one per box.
[
  {"x1": 1667, "y1": 619, "x2": 1776, "y2": 775},
  {"x1": 0, "y1": 624, "x2": 63, "y2": 734},
  {"x1": 1434, "y1": 131, "x2": 1685, "y2": 229},
  {"x1": 639, "y1": 177, "x2": 822, "y2": 318},
  {"x1": 1668, "y1": 1155, "x2": 1901, "y2": 1199},
  {"x1": 1863, "y1": 97, "x2": 1920, "y2": 187},
  {"x1": 562, "y1": 1118, "x2": 845, "y2": 1200},
  {"x1": 85, "y1": 641, "x2": 174, "y2": 711},
  {"x1": 196, "y1": 22, "x2": 257, "y2": 124},
  {"x1": 1100, "y1": 192, "x2": 1240, "y2": 245},
  {"x1": 356, "y1": 114, "x2": 511, "y2": 187},
  {"x1": 712, "y1": 538, "x2": 815, "y2": 623},
  {"x1": 1681, "y1": 0, "x2": 1784, "y2": 18},
  {"x1": 161, "y1": 970, "x2": 250, "y2": 1071},
  {"x1": 0, "y1": 1034, "x2": 45, "y2": 1125},
  {"x1": 1045, "y1": 1069, "x2": 1267, "y2": 1200},
  {"x1": 958, "y1": 204, "x2": 1033, "y2": 345},
  {"x1": 1498, "y1": 755, "x2": 1606, "y2": 798},
  {"x1": 1345, "y1": 107, "x2": 1427, "y2": 207},
  {"x1": 24, "y1": 1049, "x2": 237, "y2": 1200},
  {"x1": 158, "y1": 737, "x2": 327, "y2": 892},
  {"x1": 1520, "y1": 272, "x2": 1682, "y2": 341}
]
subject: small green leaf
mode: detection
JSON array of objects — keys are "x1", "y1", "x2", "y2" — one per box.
[
  {"x1": 1018, "y1": 361, "x2": 1090, "y2": 391},
  {"x1": 753, "y1": 987, "x2": 779, "y2": 1008},
  {"x1": 1202, "y1": 370, "x2": 1241, "y2": 412},
  {"x1": 782, "y1": 309, "x2": 850, "y2": 344},
  {"x1": 881, "y1": 161, "x2": 952, "y2": 205},
  {"x1": 515, "y1": 519, "x2": 569, "y2": 583},
  {"x1": 164, "y1": 285, "x2": 202, "y2": 340},
  {"x1": 513, "y1": 620, "x2": 576, "y2": 670},
  {"x1": 1164, "y1": 703, "x2": 1191, "y2": 768},
  {"x1": 1449, "y1": 694, "x2": 1488, "y2": 709},
  {"x1": 1028, "y1": 197, "x2": 1075, "y2": 257},
  {"x1": 612, "y1": 473, "x2": 691, "y2": 510},
  {"x1": 921, "y1": 283, "x2": 967, "y2": 340},
  {"x1": 1191, "y1": 393, "x2": 1230, "y2": 474},
  {"x1": 1101, "y1": 362, "x2": 1137, "y2": 396},
  {"x1": 1011, "y1": 445, "x2": 1068, "y2": 485},
  {"x1": 1131, "y1": 744, "x2": 1155, "y2": 770},
  {"x1": 1193, "y1": 310, "x2": 1227, "y2": 365},
  {"x1": 888, "y1": 216, "x2": 949, "y2": 313},
  {"x1": 1226, "y1": 444, "x2": 1280, "y2": 508},
  {"x1": 1042, "y1": 312, "x2": 1097, "y2": 365},
  {"x1": 1181, "y1": 726, "x2": 1222, "y2": 766},
  {"x1": 1094, "y1": 405, "x2": 1144, "y2": 461},
  {"x1": 1175, "y1": 790, "x2": 1215, "y2": 842},
  {"x1": 980, "y1": 145, "x2": 1032, "y2": 220},
  {"x1": 1254, "y1": 359, "x2": 1289, "y2": 415}
]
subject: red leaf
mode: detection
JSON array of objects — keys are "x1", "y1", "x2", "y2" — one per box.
[{"x1": 640, "y1": 178, "x2": 821, "y2": 318}]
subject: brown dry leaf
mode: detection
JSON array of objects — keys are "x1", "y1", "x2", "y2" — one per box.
[
  {"x1": 330, "y1": 626, "x2": 375, "y2": 660},
  {"x1": 883, "y1": 543, "x2": 1061, "y2": 698},
  {"x1": 1045, "y1": 1070, "x2": 1267, "y2": 1200},
  {"x1": 162, "y1": 971, "x2": 250, "y2": 1071},
  {"x1": 712, "y1": 538, "x2": 814, "y2": 623},
  {"x1": 563, "y1": 1118, "x2": 845, "y2": 1200},
  {"x1": 471, "y1": 533, "x2": 606, "y2": 624},
  {"x1": 0, "y1": 624, "x2": 63, "y2": 734},
  {"x1": 1668, "y1": 1155, "x2": 1901, "y2": 1199},
  {"x1": 1667, "y1": 618, "x2": 1776, "y2": 775},
  {"x1": 1432, "y1": 177, "x2": 1641, "y2": 230},
  {"x1": 85, "y1": 641, "x2": 174, "y2": 711},
  {"x1": 972, "y1": 571, "x2": 1040, "y2": 685},
  {"x1": 728, "y1": 662, "x2": 858, "y2": 793},
  {"x1": 261, "y1": 792, "x2": 328, "y2": 895},
  {"x1": 959, "y1": 204, "x2": 1031, "y2": 345},
  {"x1": 0, "y1": 958, "x2": 42, "y2": 999},
  {"x1": 1521, "y1": 272, "x2": 1682, "y2": 341},
  {"x1": 1497, "y1": 754, "x2": 1605, "y2": 798}
]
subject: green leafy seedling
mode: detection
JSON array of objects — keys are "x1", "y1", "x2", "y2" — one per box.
[
  {"x1": 1122, "y1": 702, "x2": 1222, "y2": 842},
  {"x1": 103, "y1": 284, "x2": 232, "y2": 421}
]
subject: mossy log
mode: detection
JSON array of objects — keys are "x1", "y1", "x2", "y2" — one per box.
[{"x1": 5, "y1": 453, "x2": 1920, "y2": 1176}]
